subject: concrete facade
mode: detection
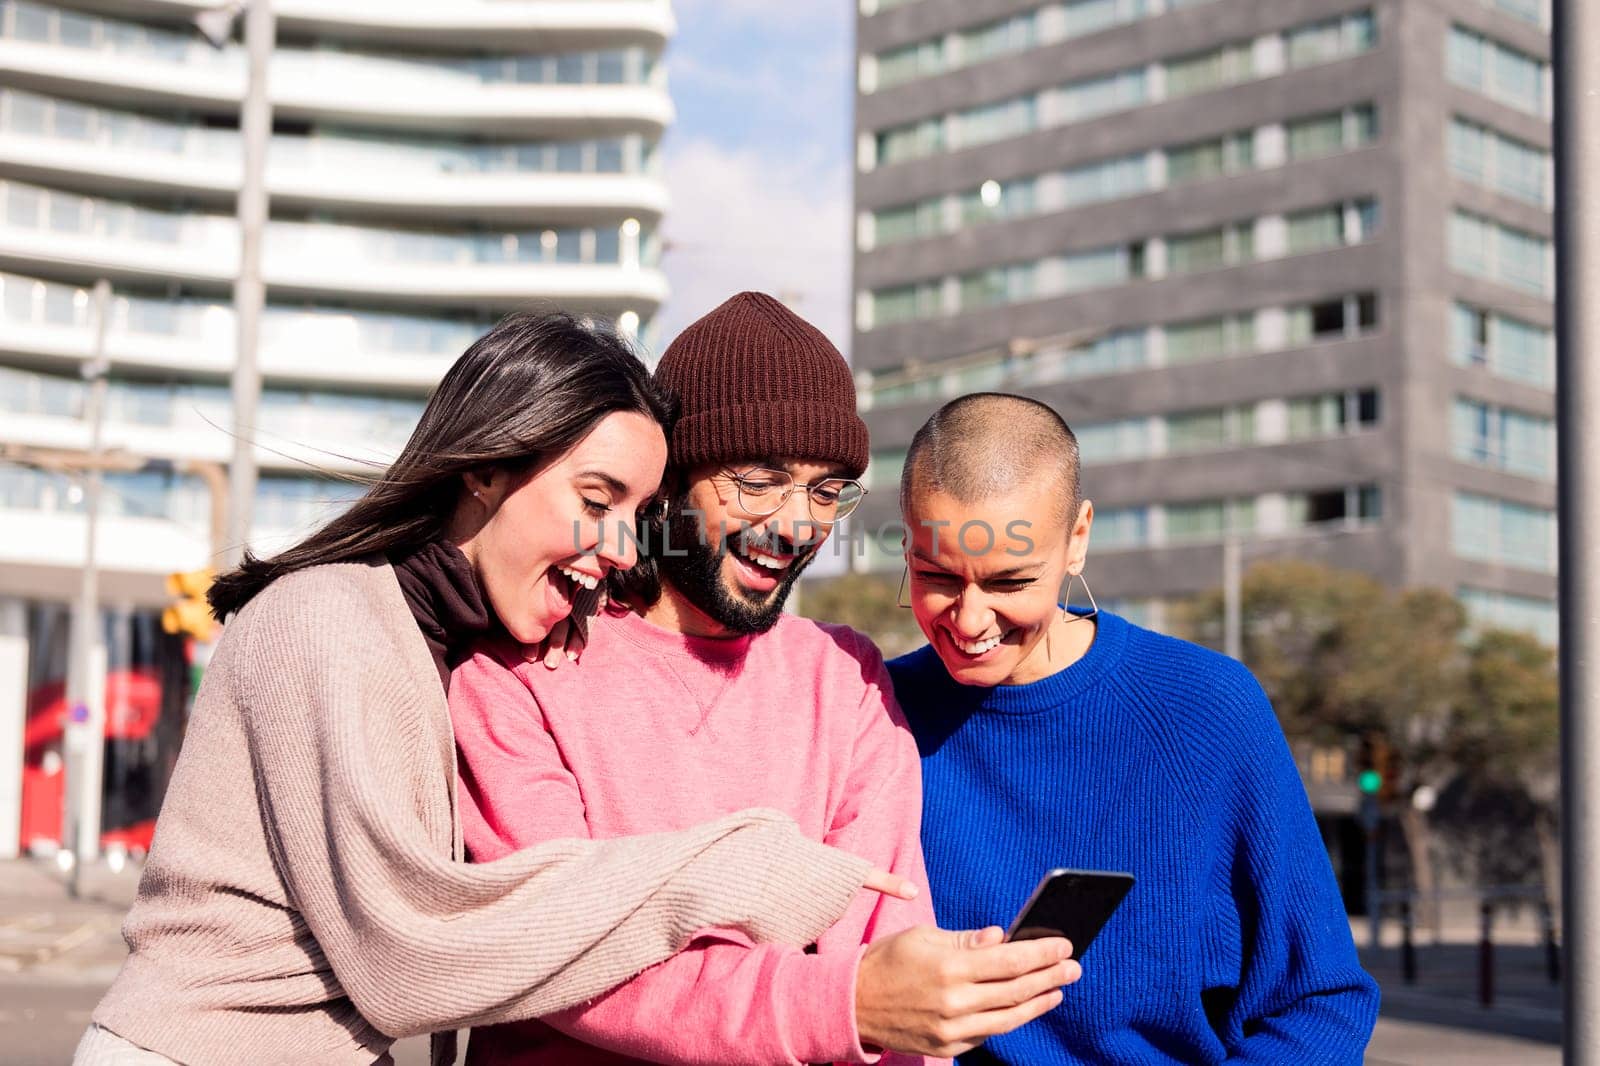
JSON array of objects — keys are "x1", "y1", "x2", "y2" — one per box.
[{"x1": 851, "y1": 0, "x2": 1556, "y2": 636}]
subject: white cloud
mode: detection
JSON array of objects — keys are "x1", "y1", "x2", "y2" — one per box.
[{"x1": 658, "y1": 136, "x2": 853, "y2": 358}]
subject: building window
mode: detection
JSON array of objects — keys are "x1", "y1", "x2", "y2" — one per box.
[
  {"x1": 876, "y1": 38, "x2": 945, "y2": 89},
  {"x1": 952, "y1": 96, "x2": 1037, "y2": 150},
  {"x1": 1479, "y1": 0, "x2": 1547, "y2": 28},
  {"x1": 1451, "y1": 302, "x2": 1553, "y2": 388},
  {"x1": 1164, "y1": 314, "x2": 1256, "y2": 364},
  {"x1": 1092, "y1": 505, "x2": 1150, "y2": 550},
  {"x1": 871, "y1": 280, "x2": 942, "y2": 326},
  {"x1": 958, "y1": 177, "x2": 1037, "y2": 225},
  {"x1": 1286, "y1": 199, "x2": 1377, "y2": 255},
  {"x1": 1458, "y1": 587, "x2": 1557, "y2": 646},
  {"x1": 1060, "y1": 153, "x2": 1150, "y2": 206},
  {"x1": 1453, "y1": 492, "x2": 1556, "y2": 573},
  {"x1": 1452, "y1": 398, "x2": 1555, "y2": 479},
  {"x1": 1287, "y1": 292, "x2": 1379, "y2": 345},
  {"x1": 1165, "y1": 41, "x2": 1254, "y2": 98},
  {"x1": 1075, "y1": 418, "x2": 1152, "y2": 465},
  {"x1": 1287, "y1": 389, "x2": 1380, "y2": 439},
  {"x1": 1285, "y1": 10, "x2": 1378, "y2": 68},
  {"x1": 1449, "y1": 210, "x2": 1551, "y2": 295},
  {"x1": 1166, "y1": 131, "x2": 1254, "y2": 184},
  {"x1": 1017, "y1": 329, "x2": 1149, "y2": 383},
  {"x1": 1166, "y1": 406, "x2": 1255, "y2": 454},
  {"x1": 864, "y1": 449, "x2": 908, "y2": 492},
  {"x1": 1166, "y1": 498, "x2": 1256, "y2": 542},
  {"x1": 876, "y1": 117, "x2": 945, "y2": 166},
  {"x1": 958, "y1": 12, "x2": 1037, "y2": 67},
  {"x1": 1167, "y1": 223, "x2": 1254, "y2": 274},
  {"x1": 1288, "y1": 485, "x2": 1382, "y2": 528},
  {"x1": 1053, "y1": 68, "x2": 1148, "y2": 123},
  {"x1": 873, "y1": 198, "x2": 944, "y2": 245},
  {"x1": 959, "y1": 263, "x2": 1036, "y2": 312},
  {"x1": 1447, "y1": 26, "x2": 1548, "y2": 117},
  {"x1": 1287, "y1": 104, "x2": 1378, "y2": 160},
  {"x1": 1448, "y1": 117, "x2": 1550, "y2": 206}
]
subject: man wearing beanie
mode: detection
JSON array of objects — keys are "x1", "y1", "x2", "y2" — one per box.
[{"x1": 448, "y1": 293, "x2": 1080, "y2": 1066}]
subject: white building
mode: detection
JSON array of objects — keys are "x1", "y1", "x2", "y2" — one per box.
[{"x1": 0, "y1": 0, "x2": 674, "y2": 856}]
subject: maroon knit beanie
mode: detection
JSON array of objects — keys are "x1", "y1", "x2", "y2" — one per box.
[{"x1": 654, "y1": 292, "x2": 869, "y2": 478}]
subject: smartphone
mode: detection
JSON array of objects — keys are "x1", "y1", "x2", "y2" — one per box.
[{"x1": 1005, "y1": 868, "x2": 1135, "y2": 959}]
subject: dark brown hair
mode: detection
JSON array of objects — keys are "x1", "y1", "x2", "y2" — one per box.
[{"x1": 209, "y1": 311, "x2": 674, "y2": 620}]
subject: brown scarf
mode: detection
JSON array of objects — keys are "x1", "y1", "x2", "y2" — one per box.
[{"x1": 390, "y1": 540, "x2": 495, "y2": 691}]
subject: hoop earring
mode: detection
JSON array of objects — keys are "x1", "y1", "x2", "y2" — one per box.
[
  {"x1": 1062, "y1": 570, "x2": 1100, "y2": 623},
  {"x1": 897, "y1": 566, "x2": 912, "y2": 609}
]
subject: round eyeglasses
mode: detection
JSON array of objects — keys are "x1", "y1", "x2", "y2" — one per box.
[{"x1": 720, "y1": 467, "x2": 867, "y2": 525}]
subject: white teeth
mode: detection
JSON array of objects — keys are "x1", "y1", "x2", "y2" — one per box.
[
  {"x1": 738, "y1": 547, "x2": 790, "y2": 571},
  {"x1": 557, "y1": 565, "x2": 599, "y2": 591},
  {"x1": 955, "y1": 634, "x2": 1003, "y2": 655}
]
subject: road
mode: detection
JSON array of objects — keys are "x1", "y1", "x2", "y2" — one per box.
[{"x1": 0, "y1": 859, "x2": 1562, "y2": 1064}]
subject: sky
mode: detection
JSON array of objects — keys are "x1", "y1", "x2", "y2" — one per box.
[{"x1": 655, "y1": 0, "x2": 856, "y2": 354}]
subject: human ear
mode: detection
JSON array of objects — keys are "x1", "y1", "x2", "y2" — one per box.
[
  {"x1": 463, "y1": 467, "x2": 506, "y2": 508},
  {"x1": 1066, "y1": 499, "x2": 1094, "y2": 573}
]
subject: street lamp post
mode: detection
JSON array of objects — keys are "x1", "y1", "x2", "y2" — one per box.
[
  {"x1": 62, "y1": 278, "x2": 111, "y2": 896},
  {"x1": 1555, "y1": 1, "x2": 1598, "y2": 1059},
  {"x1": 198, "y1": 1, "x2": 275, "y2": 569}
]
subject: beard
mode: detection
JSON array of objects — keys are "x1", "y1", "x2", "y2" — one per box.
[{"x1": 656, "y1": 499, "x2": 820, "y2": 635}]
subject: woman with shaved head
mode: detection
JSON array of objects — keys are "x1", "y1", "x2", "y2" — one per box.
[{"x1": 887, "y1": 393, "x2": 1379, "y2": 1064}]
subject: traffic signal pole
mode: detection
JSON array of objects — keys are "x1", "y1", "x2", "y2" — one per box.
[{"x1": 1555, "y1": 0, "x2": 1598, "y2": 1059}]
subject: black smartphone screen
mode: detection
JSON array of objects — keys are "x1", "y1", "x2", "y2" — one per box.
[{"x1": 1004, "y1": 868, "x2": 1135, "y2": 959}]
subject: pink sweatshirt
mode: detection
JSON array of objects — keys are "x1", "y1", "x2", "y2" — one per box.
[{"x1": 449, "y1": 608, "x2": 940, "y2": 1066}]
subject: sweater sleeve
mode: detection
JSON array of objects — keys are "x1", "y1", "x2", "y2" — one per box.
[
  {"x1": 1205, "y1": 670, "x2": 1380, "y2": 1063},
  {"x1": 234, "y1": 594, "x2": 872, "y2": 1040},
  {"x1": 450, "y1": 642, "x2": 940, "y2": 1066}
]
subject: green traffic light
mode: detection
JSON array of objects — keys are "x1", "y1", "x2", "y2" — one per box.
[{"x1": 1358, "y1": 770, "x2": 1382, "y2": 795}]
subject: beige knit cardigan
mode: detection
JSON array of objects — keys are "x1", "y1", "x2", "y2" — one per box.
[{"x1": 92, "y1": 560, "x2": 869, "y2": 1065}]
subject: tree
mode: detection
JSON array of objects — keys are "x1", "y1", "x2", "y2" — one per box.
[
  {"x1": 1455, "y1": 628, "x2": 1560, "y2": 902},
  {"x1": 1180, "y1": 560, "x2": 1558, "y2": 914},
  {"x1": 797, "y1": 572, "x2": 926, "y2": 658}
]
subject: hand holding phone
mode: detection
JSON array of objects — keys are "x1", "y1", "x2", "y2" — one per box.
[{"x1": 1006, "y1": 868, "x2": 1135, "y2": 960}]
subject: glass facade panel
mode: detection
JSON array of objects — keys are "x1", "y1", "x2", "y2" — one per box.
[
  {"x1": 1450, "y1": 211, "x2": 1550, "y2": 294},
  {"x1": 1458, "y1": 587, "x2": 1557, "y2": 645},
  {"x1": 953, "y1": 97, "x2": 1036, "y2": 149},
  {"x1": 1060, "y1": 154, "x2": 1149, "y2": 205},
  {"x1": 872, "y1": 281, "x2": 943, "y2": 325},
  {"x1": 1091, "y1": 506, "x2": 1149, "y2": 550},
  {"x1": 1448, "y1": 26, "x2": 1547, "y2": 116},
  {"x1": 1165, "y1": 43, "x2": 1252, "y2": 97},
  {"x1": 1453, "y1": 492, "x2": 1556, "y2": 572},
  {"x1": 1075, "y1": 418, "x2": 1150, "y2": 464},
  {"x1": 874, "y1": 199, "x2": 944, "y2": 245},
  {"x1": 1450, "y1": 118, "x2": 1549, "y2": 205},
  {"x1": 1056, "y1": 69, "x2": 1147, "y2": 122}
]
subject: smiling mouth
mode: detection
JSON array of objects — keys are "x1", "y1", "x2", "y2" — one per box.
[
  {"x1": 949, "y1": 629, "x2": 1012, "y2": 657},
  {"x1": 729, "y1": 540, "x2": 797, "y2": 574},
  {"x1": 556, "y1": 564, "x2": 600, "y2": 591}
]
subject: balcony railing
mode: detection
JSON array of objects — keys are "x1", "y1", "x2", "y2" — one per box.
[
  {"x1": 0, "y1": 88, "x2": 663, "y2": 178},
  {"x1": 0, "y1": 179, "x2": 661, "y2": 273},
  {"x1": 0, "y1": 0, "x2": 663, "y2": 87},
  {"x1": 0, "y1": 269, "x2": 493, "y2": 363}
]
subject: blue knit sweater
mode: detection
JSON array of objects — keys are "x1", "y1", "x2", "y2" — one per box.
[{"x1": 888, "y1": 610, "x2": 1379, "y2": 1064}]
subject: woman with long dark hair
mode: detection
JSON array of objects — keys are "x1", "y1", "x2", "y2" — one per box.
[{"x1": 74, "y1": 313, "x2": 903, "y2": 1065}]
